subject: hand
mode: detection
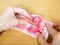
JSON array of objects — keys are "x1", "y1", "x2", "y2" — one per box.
[
  {"x1": 53, "y1": 22, "x2": 60, "y2": 32},
  {"x1": 12, "y1": 7, "x2": 30, "y2": 18},
  {"x1": 37, "y1": 22, "x2": 60, "y2": 45}
]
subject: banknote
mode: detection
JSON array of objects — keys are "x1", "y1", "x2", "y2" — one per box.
[{"x1": 12, "y1": 7, "x2": 52, "y2": 40}]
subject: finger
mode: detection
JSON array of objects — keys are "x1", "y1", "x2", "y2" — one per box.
[
  {"x1": 58, "y1": 27, "x2": 60, "y2": 32},
  {"x1": 36, "y1": 32, "x2": 49, "y2": 45},
  {"x1": 24, "y1": 16, "x2": 36, "y2": 26},
  {"x1": 53, "y1": 22, "x2": 60, "y2": 27},
  {"x1": 46, "y1": 23, "x2": 58, "y2": 38},
  {"x1": 55, "y1": 26, "x2": 60, "y2": 32},
  {"x1": 59, "y1": 27, "x2": 60, "y2": 32}
]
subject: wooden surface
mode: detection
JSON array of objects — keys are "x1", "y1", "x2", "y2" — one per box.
[
  {"x1": 0, "y1": 0, "x2": 60, "y2": 45},
  {"x1": 0, "y1": 29, "x2": 39, "y2": 45}
]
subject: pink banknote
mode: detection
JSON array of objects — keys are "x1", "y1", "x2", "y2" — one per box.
[
  {"x1": 12, "y1": 14, "x2": 49, "y2": 40},
  {"x1": 11, "y1": 7, "x2": 52, "y2": 40}
]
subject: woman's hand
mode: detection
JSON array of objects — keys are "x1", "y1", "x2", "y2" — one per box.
[{"x1": 37, "y1": 22, "x2": 60, "y2": 45}]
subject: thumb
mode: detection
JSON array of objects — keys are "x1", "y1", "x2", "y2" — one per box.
[
  {"x1": 46, "y1": 22, "x2": 58, "y2": 38},
  {"x1": 36, "y1": 32, "x2": 50, "y2": 45}
]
